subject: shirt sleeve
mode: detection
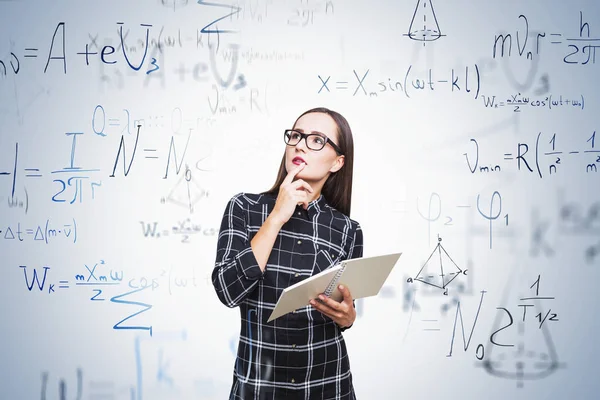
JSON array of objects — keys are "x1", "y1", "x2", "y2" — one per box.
[
  {"x1": 212, "y1": 193, "x2": 265, "y2": 308},
  {"x1": 339, "y1": 221, "x2": 363, "y2": 332}
]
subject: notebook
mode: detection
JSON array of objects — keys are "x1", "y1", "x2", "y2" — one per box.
[{"x1": 267, "y1": 252, "x2": 402, "y2": 322}]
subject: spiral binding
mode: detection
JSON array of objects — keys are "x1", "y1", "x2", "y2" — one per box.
[{"x1": 324, "y1": 263, "x2": 346, "y2": 297}]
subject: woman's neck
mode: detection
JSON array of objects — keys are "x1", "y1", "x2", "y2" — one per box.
[
  {"x1": 302, "y1": 176, "x2": 327, "y2": 203},
  {"x1": 307, "y1": 191, "x2": 321, "y2": 204}
]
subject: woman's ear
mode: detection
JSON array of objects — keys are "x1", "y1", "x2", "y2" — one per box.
[{"x1": 330, "y1": 155, "x2": 345, "y2": 173}]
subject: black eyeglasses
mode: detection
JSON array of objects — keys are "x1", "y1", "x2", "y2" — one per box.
[{"x1": 283, "y1": 129, "x2": 344, "y2": 155}]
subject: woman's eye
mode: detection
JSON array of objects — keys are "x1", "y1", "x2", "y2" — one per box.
[
  {"x1": 291, "y1": 133, "x2": 301, "y2": 140},
  {"x1": 314, "y1": 137, "x2": 324, "y2": 145}
]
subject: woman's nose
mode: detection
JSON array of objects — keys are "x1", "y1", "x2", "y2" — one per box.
[{"x1": 294, "y1": 137, "x2": 309, "y2": 151}]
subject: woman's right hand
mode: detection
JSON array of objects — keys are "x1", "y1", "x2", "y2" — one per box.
[{"x1": 270, "y1": 162, "x2": 314, "y2": 226}]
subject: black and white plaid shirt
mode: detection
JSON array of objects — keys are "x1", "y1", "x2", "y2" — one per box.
[{"x1": 212, "y1": 192, "x2": 364, "y2": 400}]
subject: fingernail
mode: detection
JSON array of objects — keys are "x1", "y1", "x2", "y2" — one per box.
[
  {"x1": 319, "y1": 295, "x2": 325, "y2": 300},
  {"x1": 339, "y1": 285, "x2": 344, "y2": 290}
]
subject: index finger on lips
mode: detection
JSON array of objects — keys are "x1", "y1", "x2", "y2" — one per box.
[{"x1": 282, "y1": 162, "x2": 306, "y2": 185}]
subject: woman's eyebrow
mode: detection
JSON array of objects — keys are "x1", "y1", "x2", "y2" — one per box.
[{"x1": 296, "y1": 128, "x2": 327, "y2": 136}]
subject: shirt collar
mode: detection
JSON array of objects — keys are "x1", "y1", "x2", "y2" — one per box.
[{"x1": 306, "y1": 193, "x2": 328, "y2": 219}]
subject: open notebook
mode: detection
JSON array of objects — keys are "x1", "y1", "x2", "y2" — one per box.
[{"x1": 267, "y1": 252, "x2": 402, "y2": 322}]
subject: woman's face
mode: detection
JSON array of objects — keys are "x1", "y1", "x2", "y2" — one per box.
[{"x1": 285, "y1": 112, "x2": 344, "y2": 183}]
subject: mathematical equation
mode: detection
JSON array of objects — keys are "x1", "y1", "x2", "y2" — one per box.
[
  {"x1": 414, "y1": 190, "x2": 600, "y2": 264},
  {"x1": 464, "y1": 131, "x2": 600, "y2": 178},
  {"x1": 2, "y1": 219, "x2": 77, "y2": 244},
  {"x1": 20, "y1": 262, "x2": 203, "y2": 297},
  {"x1": 481, "y1": 93, "x2": 585, "y2": 112},
  {"x1": 317, "y1": 64, "x2": 481, "y2": 100},
  {"x1": 0, "y1": 19, "x2": 249, "y2": 92},
  {"x1": 20, "y1": 261, "x2": 207, "y2": 338},
  {"x1": 403, "y1": 273, "x2": 562, "y2": 387},
  {"x1": 91, "y1": 100, "x2": 263, "y2": 150},
  {"x1": 0, "y1": 118, "x2": 210, "y2": 208},
  {"x1": 95, "y1": 106, "x2": 210, "y2": 134},
  {"x1": 492, "y1": 11, "x2": 599, "y2": 66},
  {"x1": 140, "y1": 219, "x2": 218, "y2": 242},
  {"x1": 0, "y1": 23, "x2": 160, "y2": 76},
  {"x1": 417, "y1": 191, "x2": 508, "y2": 250},
  {"x1": 20, "y1": 261, "x2": 122, "y2": 296}
]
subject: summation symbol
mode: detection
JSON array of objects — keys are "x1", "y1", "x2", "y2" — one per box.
[
  {"x1": 405, "y1": 0, "x2": 445, "y2": 45},
  {"x1": 409, "y1": 235, "x2": 465, "y2": 293}
]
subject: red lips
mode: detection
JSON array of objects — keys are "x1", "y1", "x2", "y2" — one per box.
[{"x1": 292, "y1": 157, "x2": 306, "y2": 165}]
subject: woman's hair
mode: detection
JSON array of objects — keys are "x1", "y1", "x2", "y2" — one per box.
[{"x1": 261, "y1": 107, "x2": 355, "y2": 217}]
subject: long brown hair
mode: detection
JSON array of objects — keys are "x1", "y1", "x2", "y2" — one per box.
[{"x1": 261, "y1": 107, "x2": 355, "y2": 217}]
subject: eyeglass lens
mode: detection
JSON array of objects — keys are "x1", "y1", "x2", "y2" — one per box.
[{"x1": 286, "y1": 131, "x2": 326, "y2": 150}]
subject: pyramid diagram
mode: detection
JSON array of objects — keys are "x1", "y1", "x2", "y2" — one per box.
[{"x1": 414, "y1": 236, "x2": 462, "y2": 290}]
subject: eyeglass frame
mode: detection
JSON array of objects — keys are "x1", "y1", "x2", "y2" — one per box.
[{"x1": 283, "y1": 129, "x2": 344, "y2": 156}]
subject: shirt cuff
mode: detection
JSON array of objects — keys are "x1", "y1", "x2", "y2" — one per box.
[
  {"x1": 235, "y1": 245, "x2": 265, "y2": 280},
  {"x1": 337, "y1": 322, "x2": 353, "y2": 332}
]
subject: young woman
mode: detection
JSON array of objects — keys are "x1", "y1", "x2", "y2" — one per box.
[{"x1": 212, "y1": 107, "x2": 363, "y2": 399}]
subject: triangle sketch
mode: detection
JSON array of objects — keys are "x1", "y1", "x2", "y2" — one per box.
[{"x1": 414, "y1": 235, "x2": 462, "y2": 290}]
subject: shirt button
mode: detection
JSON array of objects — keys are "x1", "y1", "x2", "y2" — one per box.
[
  {"x1": 292, "y1": 344, "x2": 296, "y2": 348},
  {"x1": 297, "y1": 211, "x2": 301, "y2": 215},
  {"x1": 291, "y1": 378, "x2": 295, "y2": 383},
  {"x1": 297, "y1": 240, "x2": 302, "y2": 244},
  {"x1": 294, "y1": 273, "x2": 299, "y2": 277}
]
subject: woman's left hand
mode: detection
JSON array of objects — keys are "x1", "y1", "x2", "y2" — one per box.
[{"x1": 310, "y1": 285, "x2": 356, "y2": 328}]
